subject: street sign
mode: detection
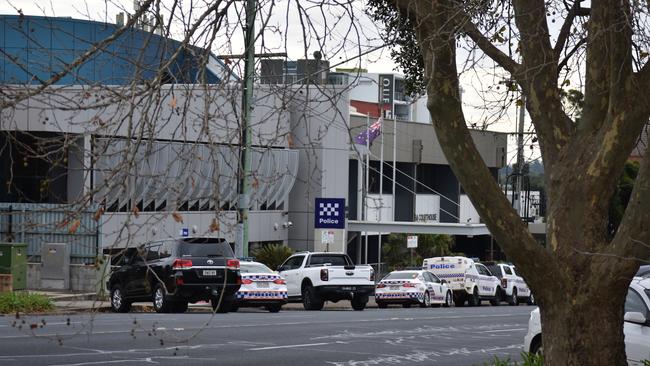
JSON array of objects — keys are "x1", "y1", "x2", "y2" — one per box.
[
  {"x1": 315, "y1": 198, "x2": 346, "y2": 229},
  {"x1": 321, "y1": 230, "x2": 335, "y2": 244},
  {"x1": 407, "y1": 235, "x2": 418, "y2": 248}
]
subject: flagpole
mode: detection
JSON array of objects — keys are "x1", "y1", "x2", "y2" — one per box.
[
  {"x1": 378, "y1": 110, "x2": 384, "y2": 279},
  {"x1": 392, "y1": 113, "x2": 397, "y2": 227},
  {"x1": 365, "y1": 113, "x2": 370, "y2": 265}
]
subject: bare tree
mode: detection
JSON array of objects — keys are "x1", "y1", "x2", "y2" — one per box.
[
  {"x1": 0, "y1": 0, "x2": 373, "y2": 348},
  {"x1": 368, "y1": 0, "x2": 650, "y2": 364}
]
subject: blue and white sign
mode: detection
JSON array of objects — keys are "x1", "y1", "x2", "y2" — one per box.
[
  {"x1": 180, "y1": 228, "x2": 189, "y2": 237},
  {"x1": 315, "y1": 198, "x2": 345, "y2": 229}
]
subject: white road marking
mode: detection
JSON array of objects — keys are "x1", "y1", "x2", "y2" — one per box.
[
  {"x1": 482, "y1": 328, "x2": 526, "y2": 333},
  {"x1": 0, "y1": 313, "x2": 528, "y2": 339},
  {"x1": 249, "y1": 341, "x2": 348, "y2": 351}
]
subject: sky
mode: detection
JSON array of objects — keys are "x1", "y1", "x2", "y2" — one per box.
[{"x1": 0, "y1": 0, "x2": 536, "y2": 164}]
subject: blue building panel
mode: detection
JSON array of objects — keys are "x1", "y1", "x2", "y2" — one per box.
[{"x1": 0, "y1": 15, "x2": 228, "y2": 85}]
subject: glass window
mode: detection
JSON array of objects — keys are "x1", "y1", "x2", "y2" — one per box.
[
  {"x1": 159, "y1": 241, "x2": 174, "y2": 259},
  {"x1": 145, "y1": 244, "x2": 161, "y2": 261},
  {"x1": 476, "y1": 264, "x2": 487, "y2": 276},
  {"x1": 487, "y1": 265, "x2": 501, "y2": 278},
  {"x1": 429, "y1": 272, "x2": 441, "y2": 283},
  {"x1": 178, "y1": 238, "x2": 234, "y2": 257},
  {"x1": 241, "y1": 263, "x2": 273, "y2": 274},
  {"x1": 383, "y1": 272, "x2": 419, "y2": 280},
  {"x1": 625, "y1": 288, "x2": 649, "y2": 315},
  {"x1": 282, "y1": 256, "x2": 305, "y2": 270},
  {"x1": 308, "y1": 255, "x2": 350, "y2": 266},
  {"x1": 504, "y1": 266, "x2": 513, "y2": 275}
]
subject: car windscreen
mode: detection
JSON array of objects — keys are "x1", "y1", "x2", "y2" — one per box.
[
  {"x1": 308, "y1": 255, "x2": 350, "y2": 266},
  {"x1": 636, "y1": 265, "x2": 650, "y2": 278},
  {"x1": 241, "y1": 263, "x2": 273, "y2": 273},
  {"x1": 383, "y1": 272, "x2": 419, "y2": 280},
  {"x1": 178, "y1": 238, "x2": 234, "y2": 257}
]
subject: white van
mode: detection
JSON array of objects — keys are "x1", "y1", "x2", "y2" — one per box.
[{"x1": 422, "y1": 256, "x2": 501, "y2": 307}]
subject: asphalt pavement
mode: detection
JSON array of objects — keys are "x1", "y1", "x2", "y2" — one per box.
[{"x1": 0, "y1": 304, "x2": 534, "y2": 366}]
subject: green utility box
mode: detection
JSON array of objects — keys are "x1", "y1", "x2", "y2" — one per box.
[{"x1": 0, "y1": 243, "x2": 28, "y2": 290}]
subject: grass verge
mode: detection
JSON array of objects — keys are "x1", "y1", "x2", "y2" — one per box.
[{"x1": 0, "y1": 292, "x2": 55, "y2": 314}]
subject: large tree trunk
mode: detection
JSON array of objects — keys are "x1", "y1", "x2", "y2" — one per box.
[{"x1": 540, "y1": 276, "x2": 628, "y2": 365}]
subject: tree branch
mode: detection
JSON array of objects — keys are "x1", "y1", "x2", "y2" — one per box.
[
  {"x1": 459, "y1": 20, "x2": 521, "y2": 76},
  {"x1": 512, "y1": 0, "x2": 573, "y2": 168},
  {"x1": 612, "y1": 145, "x2": 650, "y2": 262},
  {"x1": 554, "y1": 1, "x2": 589, "y2": 61},
  {"x1": 557, "y1": 37, "x2": 586, "y2": 74}
]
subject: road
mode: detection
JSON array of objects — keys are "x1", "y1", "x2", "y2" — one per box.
[{"x1": 0, "y1": 304, "x2": 534, "y2": 366}]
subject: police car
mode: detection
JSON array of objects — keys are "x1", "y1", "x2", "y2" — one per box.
[
  {"x1": 423, "y1": 256, "x2": 501, "y2": 307},
  {"x1": 375, "y1": 270, "x2": 453, "y2": 308},
  {"x1": 232, "y1": 261, "x2": 288, "y2": 312},
  {"x1": 485, "y1": 262, "x2": 534, "y2": 306},
  {"x1": 524, "y1": 276, "x2": 650, "y2": 364}
]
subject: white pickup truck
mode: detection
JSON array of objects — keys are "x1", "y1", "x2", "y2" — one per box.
[{"x1": 277, "y1": 252, "x2": 375, "y2": 311}]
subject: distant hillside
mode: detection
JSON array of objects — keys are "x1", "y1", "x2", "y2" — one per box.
[{"x1": 498, "y1": 160, "x2": 545, "y2": 191}]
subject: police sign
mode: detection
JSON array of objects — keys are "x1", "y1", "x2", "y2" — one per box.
[{"x1": 315, "y1": 198, "x2": 345, "y2": 229}]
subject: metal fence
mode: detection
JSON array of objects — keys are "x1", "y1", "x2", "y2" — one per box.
[{"x1": 0, "y1": 203, "x2": 100, "y2": 264}]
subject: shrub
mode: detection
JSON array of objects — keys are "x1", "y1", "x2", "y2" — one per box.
[
  {"x1": 252, "y1": 243, "x2": 294, "y2": 270},
  {"x1": 0, "y1": 292, "x2": 54, "y2": 314}
]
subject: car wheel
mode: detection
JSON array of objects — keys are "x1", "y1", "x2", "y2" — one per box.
[
  {"x1": 377, "y1": 301, "x2": 388, "y2": 309},
  {"x1": 508, "y1": 288, "x2": 518, "y2": 306},
  {"x1": 402, "y1": 302, "x2": 412, "y2": 308},
  {"x1": 229, "y1": 305, "x2": 240, "y2": 313},
  {"x1": 211, "y1": 295, "x2": 234, "y2": 313},
  {"x1": 490, "y1": 287, "x2": 501, "y2": 306},
  {"x1": 469, "y1": 288, "x2": 480, "y2": 307},
  {"x1": 351, "y1": 296, "x2": 367, "y2": 311},
  {"x1": 266, "y1": 303, "x2": 282, "y2": 313},
  {"x1": 527, "y1": 293, "x2": 536, "y2": 305},
  {"x1": 443, "y1": 291, "x2": 453, "y2": 308},
  {"x1": 110, "y1": 285, "x2": 131, "y2": 313},
  {"x1": 530, "y1": 336, "x2": 543, "y2": 356},
  {"x1": 454, "y1": 294, "x2": 465, "y2": 307},
  {"x1": 302, "y1": 285, "x2": 324, "y2": 311},
  {"x1": 420, "y1": 291, "x2": 431, "y2": 308},
  {"x1": 173, "y1": 301, "x2": 188, "y2": 313},
  {"x1": 153, "y1": 283, "x2": 173, "y2": 313}
]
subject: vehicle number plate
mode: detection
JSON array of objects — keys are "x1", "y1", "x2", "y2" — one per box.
[
  {"x1": 389, "y1": 286, "x2": 399, "y2": 290},
  {"x1": 257, "y1": 282, "x2": 269, "y2": 288},
  {"x1": 342, "y1": 286, "x2": 356, "y2": 291},
  {"x1": 203, "y1": 270, "x2": 217, "y2": 276}
]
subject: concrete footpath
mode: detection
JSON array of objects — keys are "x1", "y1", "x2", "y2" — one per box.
[{"x1": 32, "y1": 290, "x2": 379, "y2": 313}]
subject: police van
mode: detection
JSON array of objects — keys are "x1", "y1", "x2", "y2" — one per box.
[{"x1": 422, "y1": 256, "x2": 501, "y2": 307}]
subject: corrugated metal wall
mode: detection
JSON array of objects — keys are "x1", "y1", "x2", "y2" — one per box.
[{"x1": 0, "y1": 203, "x2": 99, "y2": 264}]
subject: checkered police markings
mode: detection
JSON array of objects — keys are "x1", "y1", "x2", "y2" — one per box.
[
  {"x1": 375, "y1": 292, "x2": 425, "y2": 300},
  {"x1": 319, "y1": 202, "x2": 340, "y2": 217},
  {"x1": 242, "y1": 275, "x2": 280, "y2": 281},
  {"x1": 236, "y1": 291, "x2": 288, "y2": 300}
]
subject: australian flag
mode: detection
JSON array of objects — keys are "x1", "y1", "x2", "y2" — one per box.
[{"x1": 354, "y1": 118, "x2": 383, "y2": 146}]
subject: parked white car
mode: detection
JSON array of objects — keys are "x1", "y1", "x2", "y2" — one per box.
[
  {"x1": 524, "y1": 276, "x2": 650, "y2": 364},
  {"x1": 233, "y1": 261, "x2": 287, "y2": 313},
  {"x1": 423, "y1": 256, "x2": 501, "y2": 307},
  {"x1": 485, "y1": 262, "x2": 534, "y2": 305},
  {"x1": 278, "y1": 252, "x2": 375, "y2": 311},
  {"x1": 375, "y1": 270, "x2": 453, "y2": 308}
]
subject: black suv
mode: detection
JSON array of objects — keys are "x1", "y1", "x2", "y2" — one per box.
[{"x1": 107, "y1": 237, "x2": 241, "y2": 313}]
